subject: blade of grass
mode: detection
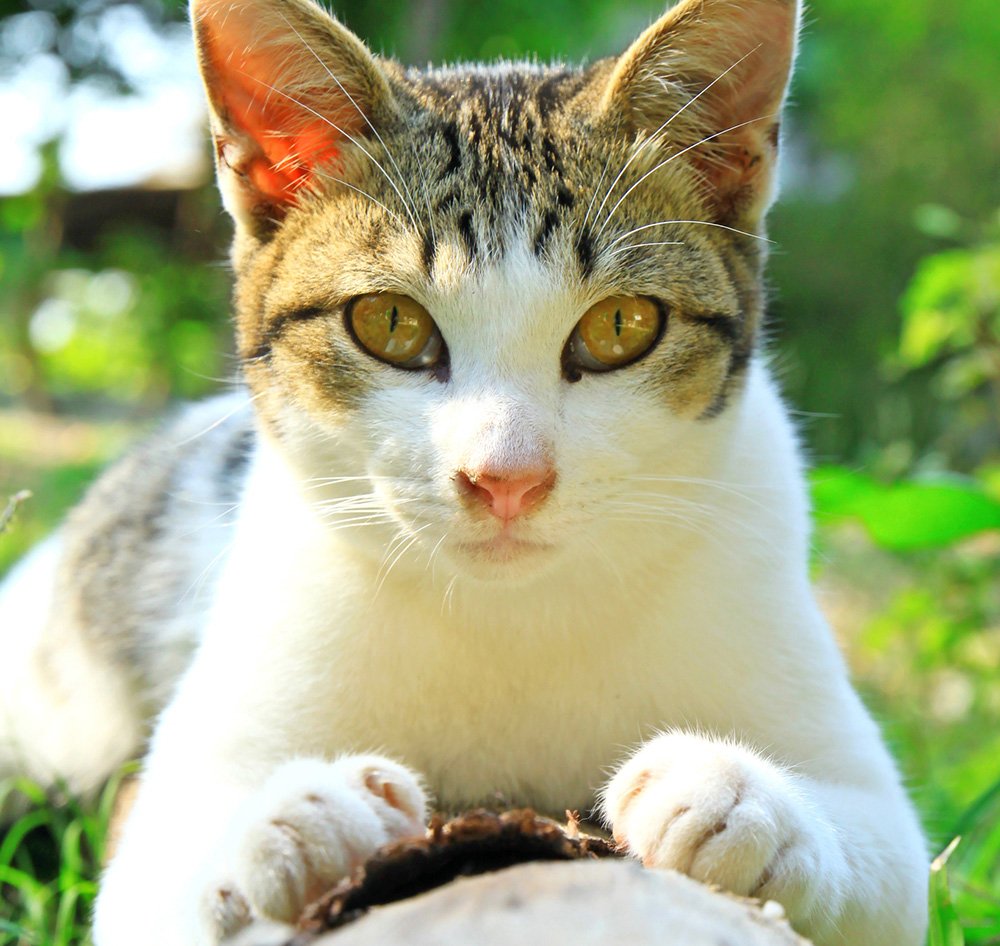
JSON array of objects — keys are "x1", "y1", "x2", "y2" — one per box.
[
  {"x1": 53, "y1": 882, "x2": 92, "y2": 946},
  {"x1": 0, "y1": 810, "x2": 56, "y2": 869},
  {"x1": 930, "y1": 837, "x2": 967, "y2": 946},
  {"x1": 0, "y1": 863, "x2": 51, "y2": 930},
  {"x1": 0, "y1": 490, "x2": 32, "y2": 536},
  {"x1": 0, "y1": 776, "x2": 48, "y2": 810}
]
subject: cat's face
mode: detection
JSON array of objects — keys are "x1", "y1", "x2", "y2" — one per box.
[{"x1": 192, "y1": 0, "x2": 797, "y2": 582}]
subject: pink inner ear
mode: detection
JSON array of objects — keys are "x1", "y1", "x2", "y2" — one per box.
[
  {"x1": 678, "y1": 4, "x2": 794, "y2": 218},
  {"x1": 694, "y1": 104, "x2": 775, "y2": 198},
  {"x1": 202, "y1": 33, "x2": 359, "y2": 206}
]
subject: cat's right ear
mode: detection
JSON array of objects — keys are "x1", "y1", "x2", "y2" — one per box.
[{"x1": 191, "y1": 0, "x2": 394, "y2": 235}]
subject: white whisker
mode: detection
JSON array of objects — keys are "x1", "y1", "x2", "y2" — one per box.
[
  {"x1": 607, "y1": 492, "x2": 780, "y2": 552},
  {"x1": 277, "y1": 14, "x2": 423, "y2": 229},
  {"x1": 409, "y1": 139, "x2": 438, "y2": 248},
  {"x1": 248, "y1": 76, "x2": 419, "y2": 232},
  {"x1": 581, "y1": 153, "x2": 614, "y2": 234},
  {"x1": 322, "y1": 517, "x2": 395, "y2": 531},
  {"x1": 318, "y1": 507, "x2": 391, "y2": 520},
  {"x1": 304, "y1": 475, "x2": 406, "y2": 488},
  {"x1": 607, "y1": 219, "x2": 772, "y2": 248},
  {"x1": 597, "y1": 112, "x2": 778, "y2": 236},
  {"x1": 172, "y1": 393, "x2": 260, "y2": 448},
  {"x1": 591, "y1": 46, "x2": 763, "y2": 233},
  {"x1": 622, "y1": 475, "x2": 780, "y2": 516},
  {"x1": 605, "y1": 240, "x2": 685, "y2": 258},
  {"x1": 425, "y1": 532, "x2": 448, "y2": 574},
  {"x1": 175, "y1": 503, "x2": 241, "y2": 540},
  {"x1": 178, "y1": 541, "x2": 234, "y2": 605},
  {"x1": 442, "y1": 574, "x2": 459, "y2": 617},
  {"x1": 310, "y1": 170, "x2": 404, "y2": 223},
  {"x1": 375, "y1": 523, "x2": 433, "y2": 598},
  {"x1": 582, "y1": 533, "x2": 627, "y2": 592}
]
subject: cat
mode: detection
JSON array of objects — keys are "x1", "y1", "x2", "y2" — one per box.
[{"x1": 0, "y1": 0, "x2": 929, "y2": 943}]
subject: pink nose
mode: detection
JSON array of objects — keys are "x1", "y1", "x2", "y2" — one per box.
[{"x1": 456, "y1": 468, "x2": 556, "y2": 522}]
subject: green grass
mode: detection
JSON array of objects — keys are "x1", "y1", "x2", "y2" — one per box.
[
  {"x1": 930, "y1": 837, "x2": 965, "y2": 946},
  {"x1": 940, "y1": 773, "x2": 1000, "y2": 946},
  {"x1": 0, "y1": 773, "x2": 131, "y2": 946}
]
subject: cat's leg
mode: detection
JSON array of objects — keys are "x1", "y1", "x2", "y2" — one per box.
[
  {"x1": 93, "y1": 603, "x2": 422, "y2": 939},
  {"x1": 601, "y1": 728, "x2": 927, "y2": 946},
  {"x1": 95, "y1": 747, "x2": 426, "y2": 946},
  {"x1": 202, "y1": 755, "x2": 426, "y2": 938}
]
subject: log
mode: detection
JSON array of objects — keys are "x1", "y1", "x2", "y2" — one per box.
[
  {"x1": 293, "y1": 860, "x2": 810, "y2": 946},
  {"x1": 224, "y1": 809, "x2": 812, "y2": 946}
]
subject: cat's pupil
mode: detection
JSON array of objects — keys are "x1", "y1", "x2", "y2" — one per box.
[
  {"x1": 389, "y1": 306, "x2": 399, "y2": 333},
  {"x1": 614, "y1": 310, "x2": 623, "y2": 337}
]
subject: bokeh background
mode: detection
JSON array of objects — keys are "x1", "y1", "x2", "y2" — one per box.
[{"x1": 0, "y1": 0, "x2": 998, "y2": 942}]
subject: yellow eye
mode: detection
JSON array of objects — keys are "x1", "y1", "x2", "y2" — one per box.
[
  {"x1": 348, "y1": 293, "x2": 444, "y2": 368},
  {"x1": 566, "y1": 295, "x2": 663, "y2": 374}
]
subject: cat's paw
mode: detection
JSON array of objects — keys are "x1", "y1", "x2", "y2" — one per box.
[
  {"x1": 600, "y1": 733, "x2": 846, "y2": 924},
  {"x1": 205, "y1": 755, "x2": 427, "y2": 936}
]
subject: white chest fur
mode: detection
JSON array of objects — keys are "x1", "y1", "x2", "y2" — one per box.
[{"x1": 169, "y1": 365, "x2": 844, "y2": 815}]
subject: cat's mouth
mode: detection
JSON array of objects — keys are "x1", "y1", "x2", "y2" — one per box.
[{"x1": 456, "y1": 533, "x2": 555, "y2": 564}]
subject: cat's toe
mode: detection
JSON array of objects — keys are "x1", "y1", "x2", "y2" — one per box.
[
  {"x1": 229, "y1": 756, "x2": 427, "y2": 923},
  {"x1": 601, "y1": 733, "x2": 842, "y2": 916},
  {"x1": 336, "y1": 753, "x2": 429, "y2": 839},
  {"x1": 201, "y1": 880, "x2": 254, "y2": 942}
]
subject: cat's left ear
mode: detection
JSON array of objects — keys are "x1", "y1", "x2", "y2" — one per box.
[
  {"x1": 602, "y1": 0, "x2": 799, "y2": 228},
  {"x1": 191, "y1": 0, "x2": 395, "y2": 234}
]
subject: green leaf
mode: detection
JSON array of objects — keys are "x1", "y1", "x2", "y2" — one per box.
[
  {"x1": 855, "y1": 483, "x2": 1000, "y2": 550},
  {"x1": 811, "y1": 467, "x2": 1000, "y2": 551}
]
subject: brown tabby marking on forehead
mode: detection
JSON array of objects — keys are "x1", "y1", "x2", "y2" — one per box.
[{"x1": 371, "y1": 60, "x2": 635, "y2": 270}]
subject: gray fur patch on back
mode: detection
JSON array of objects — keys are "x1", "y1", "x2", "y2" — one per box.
[{"x1": 55, "y1": 394, "x2": 256, "y2": 712}]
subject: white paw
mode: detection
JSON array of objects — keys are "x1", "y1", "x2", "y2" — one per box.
[
  {"x1": 204, "y1": 755, "x2": 427, "y2": 937},
  {"x1": 600, "y1": 733, "x2": 846, "y2": 924}
]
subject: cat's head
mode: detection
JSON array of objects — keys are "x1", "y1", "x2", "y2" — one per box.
[{"x1": 191, "y1": 0, "x2": 798, "y2": 583}]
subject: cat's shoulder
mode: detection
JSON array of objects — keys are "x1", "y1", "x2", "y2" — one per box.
[
  {"x1": 65, "y1": 393, "x2": 256, "y2": 541},
  {"x1": 56, "y1": 393, "x2": 256, "y2": 634}
]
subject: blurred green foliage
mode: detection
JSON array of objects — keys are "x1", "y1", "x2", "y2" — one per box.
[
  {"x1": 768, "y1": 0, "x2": 1000, "y2": 465},
  {"x1": 929, "y1": 838, "x2": 965, "y2": 946},
  {"x1": 811, "y1": 459, "x2": 1000, "y2": 942},
  {"x1": 806, "y1": 229, "x2": 1000, "y2": 934},
  {"x1": 893, "y1": 213, "x2": 1000, "y2": 469},
  {"x1": 0, "y1": 155, "x2": 232, "y2": 413}
]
